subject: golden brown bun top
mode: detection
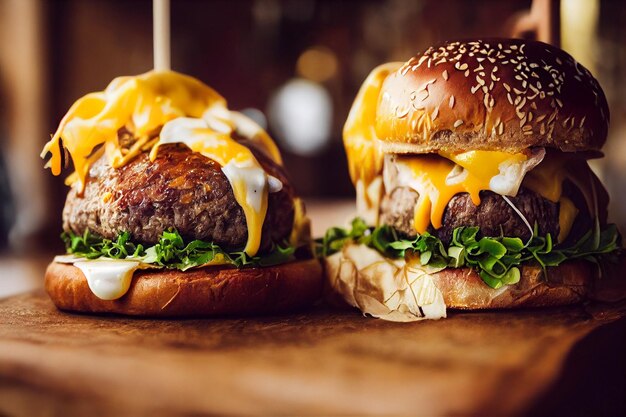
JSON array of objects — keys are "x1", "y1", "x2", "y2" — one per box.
[{"x1": 376, "y1": 38, "x2": 609, "y2": 153}]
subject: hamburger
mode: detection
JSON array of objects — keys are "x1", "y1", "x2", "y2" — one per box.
[
  {"x1": 41, "y1": 71, "x2": 322, "y2": 317},
  {"x1": 321, "y1": 38, "x2": 622, "y2": 321}
]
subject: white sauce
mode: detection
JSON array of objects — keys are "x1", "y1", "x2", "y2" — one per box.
[
  {"x1": 490, "y1": 148, "x2": 545, "y2": 196},
  {"x1": 73, "y1": 259, "x2": 140, "y2": 300}
]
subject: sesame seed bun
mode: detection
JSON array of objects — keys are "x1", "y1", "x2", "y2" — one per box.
[
  {"x1": 45, "y1": 259, "x2": 323, "y2": 317},
  {"x1": 376, "y1": 38, "x2": 609, "y2": 153}
]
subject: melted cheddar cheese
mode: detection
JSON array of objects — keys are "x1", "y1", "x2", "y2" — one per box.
[
  {"x1": 41, "y1": 71, "x2": 284, "y2": 256},
  {"x1": 392, "y1": 150, "x2": 596, "y2": 242},
  {"x1": 343, "y1": 62, "x2": 597, "y2": 243},
  {"x1": 343, "y1": 62, "x2": 403, "y2": 224},
  {"x1": 392, "y1": 150, "x2": 534, "y2": 232}
]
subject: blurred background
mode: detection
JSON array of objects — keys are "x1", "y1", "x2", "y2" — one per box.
[{"x1": 0, "y1": 0, "x2": 625, "y2": 259}]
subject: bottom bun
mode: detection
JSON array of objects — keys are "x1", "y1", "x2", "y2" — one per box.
[
  {"x1": 45, "y1": 259, "x2": 323, "y2": 317},
  {"x1": 324, "y1": 242, "x2": 595, "y2": 313},
  {"x1": 429, "y1": 261, "x2": 594, "y2": 309}
]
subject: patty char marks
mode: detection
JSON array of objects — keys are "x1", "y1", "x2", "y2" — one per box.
[
  {"x1": 62, "y1": 144, "x2": 295, "y2": 253},
  {"x1": 380, "y1": 187, "x2": 560, "y2": 242}
]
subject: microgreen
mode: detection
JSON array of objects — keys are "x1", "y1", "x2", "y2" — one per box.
[
  {"x1": 315, "y1": 218, "x2": 622, "y2": 289},
  {"x1": 62, "y1": 229, "x2": 297, "y2": 270}
]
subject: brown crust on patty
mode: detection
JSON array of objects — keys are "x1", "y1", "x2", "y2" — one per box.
[
  {"x1": 63, "y1": 144, "x2": 295, "y2": 251},
  {"x1": 45, "y1": 259, "x2": 323, "y2": 317}
]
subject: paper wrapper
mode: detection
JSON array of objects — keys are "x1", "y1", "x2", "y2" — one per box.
[{"x1": 324, "y1": 243, "x2": 446, "y2": 322}]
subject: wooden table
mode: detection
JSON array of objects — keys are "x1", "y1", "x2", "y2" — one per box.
[
  {"x1": 0, "y1": 201, "x2": 625, "y2": 416},
  {"x1": 0, "y1": 290, "x2": 624, "y2": 417}
]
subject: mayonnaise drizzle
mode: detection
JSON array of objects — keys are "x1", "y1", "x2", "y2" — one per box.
[
  {"x1": 153, "y1": 116, "x2": 282, "y2": 256},
  {"x1": 73, "y1": 259, "x2": 140, "y2": 301}
]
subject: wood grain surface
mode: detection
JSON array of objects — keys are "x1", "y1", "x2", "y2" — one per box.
[{"x1": 0, "y1": 291, "x2": 625, "y2": 417}]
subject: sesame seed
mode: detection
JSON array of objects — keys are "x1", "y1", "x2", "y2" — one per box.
[
  {"x1": 503, "y1": 83, "x2": 511, "y2": 92},
  {"x1": 471, "y1": 85, "x2": 481, "y2": 94},
  {"x1": 454, "y1": 119, "x2": 463, "y2": 128},
  {"x1": 556, "y1": 98, "x2": 563, "y2": 108},
  {"x1": 476, "y1": 76, "x2": 485, "y2": 85},
  {"x1": 507, "y1": 93, "x2": 514, "y2": 105},
  {"x1": 442, "y1": 70, "x2": 449, "y2": 80},
  {"x1": 498, "y1": 122, "x2": 504, "y2": 135},
  {"x1": 474, "y1": 64, "x2": 484, "y2": 72},
  {"x1": 540, "y1": 123, "x2": 546, "y2": 135},
  {"x1": 580, "y1": 116, "x2": 586, "y2": 128},
  {"x1": 455, "y1": 62, "x2": 469, "y2": 71},
  {"x1": 464, "y1": 69, "x2": 470, "y2": 77},
  {"x1": 536, "y1": 114, "x2": 546, "y2": 122},
  {"x1": 431, "y1": 106, "x2": 439, "y2": 121},
  {"x1": 449, "y1": 95, "x2": 455, "y2": 108}
]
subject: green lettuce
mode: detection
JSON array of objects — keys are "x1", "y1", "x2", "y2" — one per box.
[
  {"x1": 62, "y1": 229, "x2": 296, "y2": 270},
  {"x1": 316, "y1": 218, "x2": 621, "y2": 289}
]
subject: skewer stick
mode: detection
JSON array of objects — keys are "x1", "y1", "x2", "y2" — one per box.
[{"x1": 153, "y1": 0, "x2": 171, "y2": 71}]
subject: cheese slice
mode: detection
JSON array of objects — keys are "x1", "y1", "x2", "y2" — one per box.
[
  {"x1": 388, "y1": 150, "x2": 544, "y2": 233},
  {"x1": 388, "y1": 149, "x2": 596, "y2": 242}
]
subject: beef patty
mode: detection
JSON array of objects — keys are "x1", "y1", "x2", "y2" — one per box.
[
  {"x1": 63, "y1": 144, "x2": 295, "y2": 252},
  {"x1": 380, "y1": 187, "x2": 560, "y2": 242}
]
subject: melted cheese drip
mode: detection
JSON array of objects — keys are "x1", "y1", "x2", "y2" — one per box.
[
  {"x1": 41, "y1": 71, "x2": 285, "y2": 257},
  {"x1": 74, "y1": 259, "x2": 139, "y2": 300},
  {"x1": 394, "y1": 150, "x2": 595, "y2": 242},
  {"x1": 393, "y1": 150, "x2": 537, "y2": 233},
  {"x1": 153, "y1": 117, "x2": 278, "y2": 256},
  {"x1": 522, "y1": 152, "x2": 597, "y2": 242},
  {"x1": 343, "y1": 62, "x2": 403, "y2": 224}
]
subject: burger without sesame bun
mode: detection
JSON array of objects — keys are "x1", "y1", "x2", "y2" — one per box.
[
  {"x1": 320, "y1": 38, "x2": 622, "y2": 321},
  {"x1": 42, "y1": 71, "x2": 322, "y2": 317}
]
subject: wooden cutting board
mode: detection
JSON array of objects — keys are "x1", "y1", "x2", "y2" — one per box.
[{"x1": 0, "y1": 291, "x2": 624, "y2": 417}]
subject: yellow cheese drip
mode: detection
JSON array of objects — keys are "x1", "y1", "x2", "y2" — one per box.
[
  {"x1": 401, "y1": 150, "x2": 529, "y2": 233},
  {"x1": 403, "y1": 150, "x2": 597, "y2": 242},
  {"x1": 151, "y1": 121, "x2": 268, "y2": 256},
  {"x1": 40, "y1": 71, "x2": 281, "y2": 189},
  {"x1": 41, "y1": 71, "x2": 285, "y2": 257},
  {"x1": 522, "y1": 152, "x2": 598, "y2": 242},
  {"x1": 343, "y1": 62, "x2": 403, "y2": 216}
]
